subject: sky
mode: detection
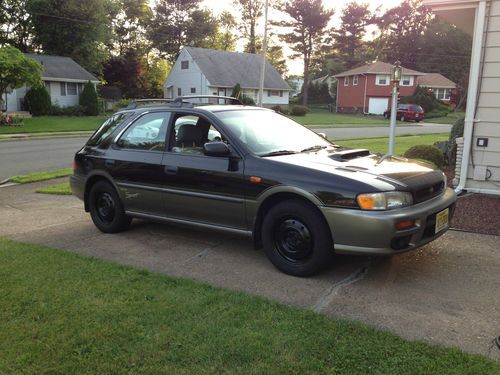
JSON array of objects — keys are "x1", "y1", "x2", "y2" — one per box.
[{"x1": 201, "y1": 0, "x2": 404, "y2": 75}]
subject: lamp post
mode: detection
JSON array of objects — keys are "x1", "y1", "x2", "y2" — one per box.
[{"x1": 388, "y1": 61, "x2": 402, "y2": 156}]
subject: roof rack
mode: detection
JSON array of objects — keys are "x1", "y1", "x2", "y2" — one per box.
[
  {"x1": 173, "y1": 95, "x2": 242, "y2": 106},
  {"x1": 122, "y1": 95, "x2": 242, "y2": 110},
  {"x1": 125, "y1": 99, "x2": 174, "y2": 110}
]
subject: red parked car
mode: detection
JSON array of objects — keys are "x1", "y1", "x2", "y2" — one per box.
[{"x1": 383, "y1": 104, "x2": 425, "y2": 122}]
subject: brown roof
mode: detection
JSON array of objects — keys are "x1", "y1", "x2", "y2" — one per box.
[
  {"x1": 334, "y1": 61, "x2": 424, "y2": 78},
  {"x1": 417, "y1": 73, "x2": 456, "y2": 88}
]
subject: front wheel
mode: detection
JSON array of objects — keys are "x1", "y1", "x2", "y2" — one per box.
[
  {"x1": 262, "y1": 200, "x2": 334, "y2": 276},
  {"x1": 89, "y1": 181, "x2": 131, "y2": 233},
  {"x1": 400, "y1": 115, "x2": 406, "y2": 122}
]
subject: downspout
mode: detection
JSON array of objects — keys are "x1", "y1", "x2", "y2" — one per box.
[
  {"x1": 455, "y1": 0, "x2": 487, "y2": 194},
  {"x1": 362, "y1": 74, "x2": 368, "y2": 115}
]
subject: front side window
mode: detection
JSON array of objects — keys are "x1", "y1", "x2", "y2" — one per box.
[
  {"x1": 170, "y1": 114, "x2": 223, "y2": 155},
  {"x1": 117, "y1": 112, "x2": 170, "y2": 151}
]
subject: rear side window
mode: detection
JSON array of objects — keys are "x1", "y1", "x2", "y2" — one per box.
[
  {"x1": 410, "y1": 105, "x2": 424, "y2": 112},
  {"x1": 117, "y1": 112, "x2": 171, "y2": 151},
  {"x1": 87, "y1": 113, "x2": 131, "y2": 146}
]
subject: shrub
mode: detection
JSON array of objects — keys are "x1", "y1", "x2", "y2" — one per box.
[
  {"x1": 400, "y1": 85, "x2": 443, "y2": 113},
  {"x1": 240, "y1": 95, "x2": 255, "y2": 106},
  {"x1": 404, "y1": 145, "x2": 445, "y2": 168},
  {"x1": 290, "y1": 105, "x2": 308, "y2": 116},
  {"x1": 112, "y1": 99, "x2": 132, "y2": 111},
  {"x1": 79, "y1": 81, "x2": 99, "y2": 115},
  {"x1": 271, "y1": 105, "x2": 288, "y2": 114},
  {"x1": 50, "y1": 104, "x2": 86, "y2": 116},
  {"x1": 447, "y1": 117, "x2": 465, "y2": 165},
  {"x1": 0, "y1": 113, "x2": 24, "y2": 126},
  {"x1": 230, "y1": 83, "x2": 241, "y2": 99},
  {"x1": 24, "y1": 86, "x2": 51, "y2": 116}
]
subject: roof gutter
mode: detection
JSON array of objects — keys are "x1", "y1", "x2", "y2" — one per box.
[{"x1": 455, "y1": 0, "x2": 487, "y2": 194}]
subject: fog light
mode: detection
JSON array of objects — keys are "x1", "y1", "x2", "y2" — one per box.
[{"x1": 395, "y1": 219, "x2": 416, "y2": 231}]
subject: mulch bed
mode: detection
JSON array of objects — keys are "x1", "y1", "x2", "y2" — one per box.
[{"x1": 442, "y1": 166, "x2": 500, "y2": 236}]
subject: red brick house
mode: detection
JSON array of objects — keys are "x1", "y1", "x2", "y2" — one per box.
[{"x1": 334, "y1": 62, "x2": 425, "y2": 114}]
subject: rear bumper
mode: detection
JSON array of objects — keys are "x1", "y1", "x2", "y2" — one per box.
[
  {"x1": 70, "y1": 174, "x2": 85, "y2": 202},
  {"x1": 320, "y1": 188, "x2": 457, "y2": 255}
]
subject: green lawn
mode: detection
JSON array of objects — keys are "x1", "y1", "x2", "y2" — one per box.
[
  {"x1": 0, "y1": 116, "x2": 106, "y2": 134},
  {"x1": 36, "y1": 182, "x2": 72, "y2": 195},
  {"x1": 425, "y1": 111, "x2": 465, "y2": 125},
  {"x1": 9, "y1": 168, "x2": 72, "y2": 184},
  {"x1": 290, "y1": 109, "x2": 390, "y2": 127},
  {"x1": 0, "y1": 239, "x2": 496, "y2": 374},
  {"x1": 336, "y1": 133, "x2": 449, "y2": 156}
]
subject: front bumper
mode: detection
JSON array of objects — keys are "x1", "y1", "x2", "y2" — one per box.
[{"x1": 320, "y1": 188, "x2": 457, "y2": 255}]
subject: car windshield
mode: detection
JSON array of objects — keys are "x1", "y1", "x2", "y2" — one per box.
[{"x1": 214, "y1": 109, "x2": 332, "y2": 156}]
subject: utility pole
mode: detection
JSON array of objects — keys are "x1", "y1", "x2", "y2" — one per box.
[{"x1": 258, "y1": 0, "x2": 269, "y2": 107}]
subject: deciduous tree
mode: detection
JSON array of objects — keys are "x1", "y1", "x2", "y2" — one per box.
[
  {"x1": 0, "y1": 46, "x2": 42, "y2": 109},
  {"x1": 0, "y1": 0, "x2": 35, "y2": 52},
  {"x1": 274, "y1": 0, "x2": 333, "y2": 105},
  {"x1": 235, "y1": 0, "x2": 264, "y2": 54}
]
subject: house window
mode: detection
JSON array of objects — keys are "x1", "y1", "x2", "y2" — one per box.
[
  {"x1": 444, "y1": 89, "x2": 451, "y2": 100},
  {"x1": 77, "y1": 83, "x2": 84, "y2": 94},
  {"x1": 376, "y1": 75, "x2": 390, "y2": 86},
  {"x1": 67, "y1": 82, "x2": 77, "y2": 95},
  {"x1": 280, "y1": 90, "x2": 283, "y2": 97},
  {"x1": 181, "y1": 61, "x2": 189, "y2": 70},
  {"x1": 190, "y1": 87, "x2": 196, "y2": 94},
  {"x1": 177, "y1": 88, "x2": 182, "y2": 96},
  {"x1": 60, "y1": 82, "x2": 66, "y2": 96},
  {"x1": 435, "y1": 88, "x2": 451, "y2": 100},
  {"x1": 353, "y1": 75, "x2": 358, "y2": 86},
  {"x1": 401, "y1": 75, "x2": 412, "y2": 86},
  {"x1": 268, "y1": 90, "x2": 280, "y2": 96},
  {"x1": 344, "y1": 77, "x2": 349, "y2": 86}
]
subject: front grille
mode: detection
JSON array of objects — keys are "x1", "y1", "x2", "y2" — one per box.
[{"x1": 414, "y1": 181, "x2": 444, "y2": 203}]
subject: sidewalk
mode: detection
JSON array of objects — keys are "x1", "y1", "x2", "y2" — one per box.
[{"x1": 0, "y1": 130, "x2": 93, "y2": 140}]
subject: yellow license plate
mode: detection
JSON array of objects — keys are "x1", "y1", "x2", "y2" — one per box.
[{"x1": 435, "y1": 208, "x2": 449, "y2": 234}]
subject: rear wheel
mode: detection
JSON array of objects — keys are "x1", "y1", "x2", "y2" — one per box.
[
  {"x1": 262, "y1": 200, "x2": 334, "y2": 276},
  {"x1": 400, "y1": 115, "x2": 406, "y2": 122},
  {"x1": 89, "y1": 181, "x2": 131, "y2": 233}
]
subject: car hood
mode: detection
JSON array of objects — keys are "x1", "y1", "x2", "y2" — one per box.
[{"x1": 267, "y1": 149, "x2": 445, "y2": 199}]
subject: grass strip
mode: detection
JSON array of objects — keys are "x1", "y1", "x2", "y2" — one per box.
[
  {"x1": 36, "y1": 182, "x2": 72, "y2": 195},
  {"x1": 9, "y1": 168, "x2": 72, "y2": 184},
  {"x1": 335, "y1": 133, "x2": 449, "y2": 155},
  {"x1": 0, "y1": 239, "x2": 497, "y2": 374},
  {"x1": 0, "y1": 116, "x2": 106, "y2": 134}
]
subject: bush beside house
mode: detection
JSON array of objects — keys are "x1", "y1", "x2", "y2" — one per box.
[
  {"x1": 24, "y1": 86, "x2": 51, "y2": 116},
  {"x1": 79, "y1": 81, "x2": 99, "y2": 116}
]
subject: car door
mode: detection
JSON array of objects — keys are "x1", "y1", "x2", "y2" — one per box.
[
  {"x1": 160, "y1": 113, "x2": 247, "y2": 230},
  {"x1": 104, "y1": 111, "x2": 171, "y2": 216}
]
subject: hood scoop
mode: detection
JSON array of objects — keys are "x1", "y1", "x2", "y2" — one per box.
[{"x1": 329, "y1": 149, "x2": 370, "y2": 162}]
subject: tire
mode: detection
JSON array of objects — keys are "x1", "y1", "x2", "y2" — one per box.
[
  {"x1": 88, "y1": 180, "x2": 131, "y2": 233},
  {"x1": 400, "y1": 115, "x2": 406, "y2": 122},
  {"x1": 261, "y1": 200, "x2": 334, "y2": 277}
]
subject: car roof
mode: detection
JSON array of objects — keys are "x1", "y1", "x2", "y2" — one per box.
[{"x1": 116, "y1": 104, "x2": 271, "y2": 116}]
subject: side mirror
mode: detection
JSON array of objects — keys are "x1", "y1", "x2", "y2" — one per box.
[
  {"x1": 204, "y1": 141, "x2": 230, "y2": 157},
  {"x1": 318, "y1": 132, "x2": 327, "y2": 139}
]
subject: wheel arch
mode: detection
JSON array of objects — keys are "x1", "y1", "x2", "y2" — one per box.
[
  {"x1": 83, "y1": 172, "x2": 120, "y2": 212},
  {"x1": 252, "y1": 187, "x2": 329, "y2": 249}
]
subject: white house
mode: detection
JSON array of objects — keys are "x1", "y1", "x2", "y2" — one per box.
[
  {"x1": 2, "y1": 54, "x2": 99, "y2": 112},
  {"x1": 423, "y1": 0, "x2": 500, "y2": 195},
  {"x1": 164, "y1": 47, "x2": 291, "y2": 106}
]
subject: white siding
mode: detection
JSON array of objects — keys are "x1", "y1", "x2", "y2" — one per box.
[
  {"x1": 49, "y1": 82, "x2": 80, "y2": 107},
  {"x1": 471, "y1": 13, "x2": 500, "y2": 184},
  {"x1": 163, "y1": 49, "x2": 210, "y2": 101}
]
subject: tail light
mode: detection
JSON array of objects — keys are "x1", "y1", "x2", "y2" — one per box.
[{"x1": 72, "y1": 159, "x2": 77, "y2": 171}]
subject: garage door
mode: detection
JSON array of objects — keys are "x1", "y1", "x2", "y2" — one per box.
[{"x1": 368, "y1": 98, "x2": 389, "y2": 115}]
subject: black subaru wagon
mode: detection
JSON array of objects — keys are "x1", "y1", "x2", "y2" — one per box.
[{"x1": 71, "y1": 96, "x2": 456, "y2": 276}]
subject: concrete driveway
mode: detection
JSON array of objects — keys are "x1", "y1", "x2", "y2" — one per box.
[{"x1": 1, "y1": 179, "x2": 499, "y2": 361}]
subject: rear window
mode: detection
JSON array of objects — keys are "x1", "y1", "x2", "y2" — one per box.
[
  {"x1": 87, "y1": 112, "x2": 131, "y2": 146},
  {"x1": 409, "y1": 105, "x2": 424, "y2": 112}
]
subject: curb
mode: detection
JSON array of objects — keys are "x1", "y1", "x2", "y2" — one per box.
[{"x1": 0, "y1": 131, "x2": 93, "y2": 141}]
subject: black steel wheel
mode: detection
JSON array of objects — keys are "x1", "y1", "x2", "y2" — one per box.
[
  {"x1": 262, "y1": 199, "x2": 334, "y2": 276},
  {"x1": 89, "y1": 180, "x2": 131, "y2": 233}
]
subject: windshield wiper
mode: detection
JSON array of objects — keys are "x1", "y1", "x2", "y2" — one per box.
[
  {"x1": 300, "y1": 145, "x2": 328, "y2": 153},
  {"x1": 260, "y1": 150, "x2": 299, "y2": 157}
]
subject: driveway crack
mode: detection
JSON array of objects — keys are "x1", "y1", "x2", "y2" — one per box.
[{"x1": 313, "y1": 258, "x2": 371, "y2": 313}]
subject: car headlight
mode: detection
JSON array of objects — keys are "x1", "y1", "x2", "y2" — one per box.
[{"x1": 357, "y1": 191, "x2": 413, "y2": 210}]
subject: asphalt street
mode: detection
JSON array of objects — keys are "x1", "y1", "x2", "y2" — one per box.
[
  {"x1": 0, "y1": 123, "x2": 451, "y2": 181},
  {"x1": 1, "y1": 179, "x2": 498, "y2": 360},
  {"x1": 0, "y1": 137, "x2": 86, "y2": 182}
]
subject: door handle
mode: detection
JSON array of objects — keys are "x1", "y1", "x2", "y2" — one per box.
[
  {"x1": 164, "y1": 165, "x2": 178, "y2": 175},
  {"x1": 105, "y1": 159, "x2": 115, "y2": 168}
]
